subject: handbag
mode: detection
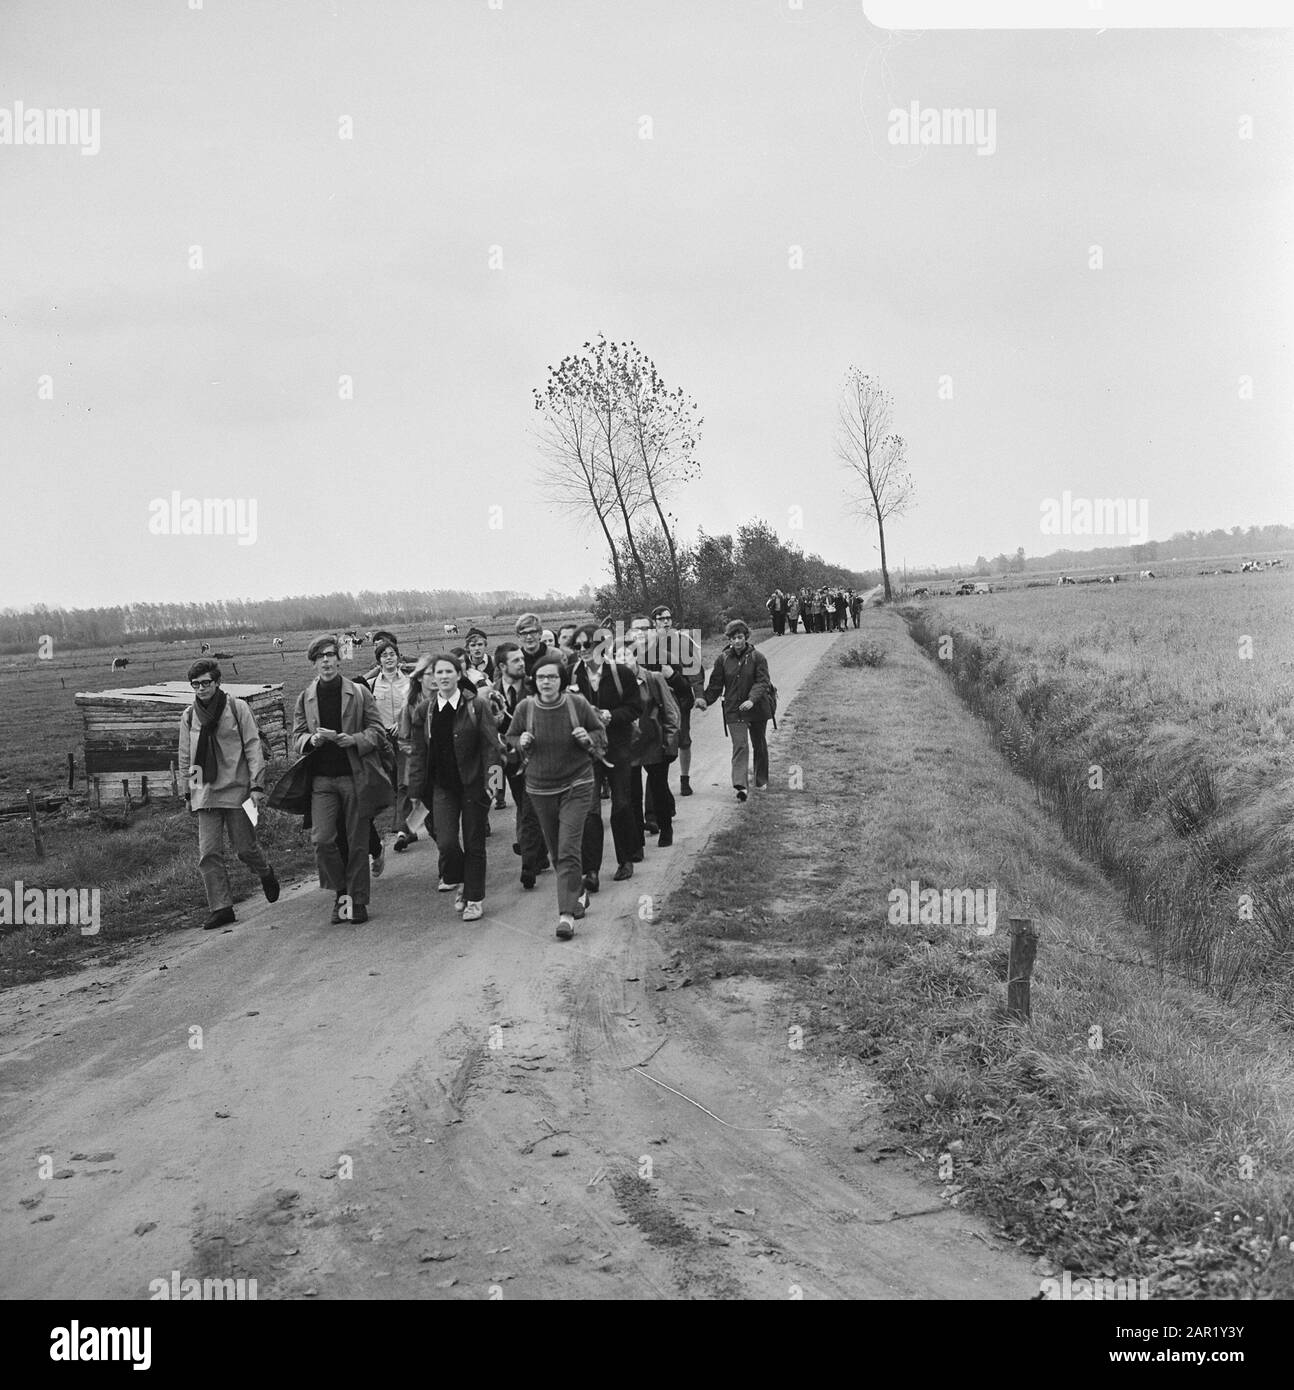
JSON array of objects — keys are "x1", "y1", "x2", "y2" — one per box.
[{"x1": 267, "y1": 751, "x2": 315, "y2": 816}]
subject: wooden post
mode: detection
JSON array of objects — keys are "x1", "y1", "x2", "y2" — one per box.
[
  {"x1": 92, "y1": 777, "x2": 101, "y2": 810},
  {"x1": 122, "y1": 780, "x2": 132, "y2": 824},
  {"x1": 140, "y1": 775, "x2": 150, "y2": 805},
  {"x1": 26, "y1": 789, "x2": 45, "y2": 859},
  {"x1": 170, "y1": 760, "x2": 179, "y2": 798},
  {"x1": 1007, "y1": 917, "x2": 1038, "y2": 1021},
  {"x1": 67, "y1": 752, "x2": 75, "y2": 790}
]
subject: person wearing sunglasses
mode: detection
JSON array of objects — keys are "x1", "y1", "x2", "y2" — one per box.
[{"x1": 178, "y1": 658, "x2": 279, "y2": 931}]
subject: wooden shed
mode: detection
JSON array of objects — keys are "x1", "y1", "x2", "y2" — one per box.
[{"x1": 75, "y1": 682, "x2": 289, "y2": 804}]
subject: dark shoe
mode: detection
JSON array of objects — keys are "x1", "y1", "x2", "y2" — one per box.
[
  {"x1": 261, "y1": 871, "x2": 280, "y2": 903},
  {"x1": 537, "y1": 860, "x2": 552, "y2": 873},
  {"x1": 370, "y1": 846, "x2": 385, "y2": 878},
  {"x1": 657, "y1": 827, "x2": 673, "y2": 847},
  {"x1": 556, "y1": 915, "x2": 575, "y2": 941},
  {"x1": 203, "y1": 907, "x2": 236, "y2": 931},
  {"x1": 679, "y1": 776, "x2": 692, "y2": 796},
  {"x1": 330, "y1": 898, "x2": 344, "y2": 924},
  {"x1": 521, "y1": 871, "x2": 536, "y2": 890},
  {"x1": 572, "y1": 901, "x2": 586, "y2": 921},
  {"x1": 613, "y1": 863, "x2": 633, "y2": 882},
  {"x1": 495, "y1": 792, "x2": 507, "y2": 810},
  {"x1": 513, "y1": 841, "x2": 521, "y2": 856},
  {"x1": 644, "y1": 819, "x2": 659, "y2": 836},
  {"x1": 583, "y1": 871, "x2": 600, "y2": 894},
  {"x1": 600, "y1": 783, "x2": 611, "y2": 800},
  {"x1": 350, "y1": 903, "x2": 369, "y2": 924},
  {"x1": 393, "y1": 830, "x2": 416, "y2": 852},
  {"x1": 736, "y1": 787, "x2": 748, "y2": 802},
  {"x1": 631, "y1": 850, "x2": 644, "y2": 863}
]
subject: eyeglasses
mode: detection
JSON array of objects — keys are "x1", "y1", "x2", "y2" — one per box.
[
  {"x1": 654, "y1": 614, "x2": 671, "y2": 622},
  {"x1": 572, "y1": 642, "x2": 590, "y2": 651},
  {"x1": 535, "y1": 673, "x2": 561, "y2": 680},
  {"x1": 316, "y1": 651, "x2": 338, "y2": 661},
  {"x1": 190, "y1": 679, "x2": 215, "y2": 689}
]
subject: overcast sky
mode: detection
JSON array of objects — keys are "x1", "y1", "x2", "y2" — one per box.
[{"x1": 2, "y1": 2, "x2": 1291, "y2": 609}]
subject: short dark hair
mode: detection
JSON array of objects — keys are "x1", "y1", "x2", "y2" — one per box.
[
  {"x1": 650, "y1": 605, "x2": 672, "y2": 620},
  {"x1": 432, "y1": 651, "x2": 463, "y2": 675},
  {"x1": 187, "y1": 658, "x2": 221, "y2": 684},
  {"x1": 373, "y1": 639, "x2": 398, "y2": 661},
  {"x1": 308, "y1": 635, "x2": 339, "y2": 662},
  {"x1": 724, "y1": 619, "x2": 751, "y2": 638},
  {"x1": 495, "y1": 641, "x2": 521, "y2": 665},
  {"x1": 531, "y1": 650, "x2": 567, "y2": 679}
]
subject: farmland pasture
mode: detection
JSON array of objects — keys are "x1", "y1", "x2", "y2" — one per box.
[{"x1": 905, "y1": 567, "x2": 1294, "y2": 1010}]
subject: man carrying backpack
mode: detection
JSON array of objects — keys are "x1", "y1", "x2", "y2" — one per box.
[{"x1": 694, "y1": 619, "x2": 773, "y2": 802}]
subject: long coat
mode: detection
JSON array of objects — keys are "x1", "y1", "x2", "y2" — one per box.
[{"x1": 405, "y1": 692, "x2": 502, "y2": 802}]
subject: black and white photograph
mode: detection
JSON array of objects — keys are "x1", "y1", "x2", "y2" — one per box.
[{"x1": 1, "y1": 0, "x2": 1291, "y2": 1353}]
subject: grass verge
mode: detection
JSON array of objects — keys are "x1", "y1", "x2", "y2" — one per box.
[{"x1": 665, "y1": 609, "x2": 1294, "y2": 1298}]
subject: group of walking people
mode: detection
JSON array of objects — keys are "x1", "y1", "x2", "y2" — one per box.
[
  {"x1": 765, "y1": 586, "x2": 863, "y2": 635},
  {"x1": 179, "y1": 608, "x2": 776, "y2": 942}
]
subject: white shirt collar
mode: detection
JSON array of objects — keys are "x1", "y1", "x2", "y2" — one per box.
[{"x1": 437, "y1": 688, "x2": 462, "y2": 711}]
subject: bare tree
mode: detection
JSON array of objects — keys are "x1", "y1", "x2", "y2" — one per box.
[
  {"x1": 533, "y1": 335, "x2": 700, "y2": 608},
  {"x1": 835, "y1": 368, "x2": 915, "y2": 601}
]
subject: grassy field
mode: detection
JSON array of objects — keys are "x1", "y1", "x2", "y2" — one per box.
[
  {"x1": 903, "y1": 569, "x2": 1294, "y2": 1014},
  {"x1": 667, "y1": 612, "x2": 1294, "y2": 1298}
]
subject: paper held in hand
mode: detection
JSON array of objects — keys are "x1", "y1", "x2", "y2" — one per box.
[{"x1": 243, "y1": 797, "x2": 258, "y2": 827}]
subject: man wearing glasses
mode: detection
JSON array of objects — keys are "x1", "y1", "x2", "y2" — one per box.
[
  {"x1": 292, "y1": 635, "x2": 388, "y2": 923},
  {"x1": 178, "y1": 658, "x2": 279, "y2": 931},
  {"x1": 514, "y1": 612, "x2": 555, "y2": 694}
]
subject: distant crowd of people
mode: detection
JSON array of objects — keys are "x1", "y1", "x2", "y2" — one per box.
[
  {"x1": 178, "y1": 608, "x2": 775, "y2": 942},
  {"x1": 765, "y1": 587, "x2": 863, "y2": 635}
]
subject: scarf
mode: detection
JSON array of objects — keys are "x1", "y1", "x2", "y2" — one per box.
[{"x1": 193, "y1": 688, "x2": 228, "y2": 787}]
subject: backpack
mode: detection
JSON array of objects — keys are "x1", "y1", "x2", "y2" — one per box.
[{"x1": 521, "y1": 692, "x2": 609, "y2": 767}]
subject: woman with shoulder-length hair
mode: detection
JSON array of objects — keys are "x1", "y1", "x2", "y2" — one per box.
[
  {"x1": 506, "y1": 649, "x2": 607, "y2": 941},
  {"x1": 406, "y1": 652, "x2": 502, "y2": 922}
]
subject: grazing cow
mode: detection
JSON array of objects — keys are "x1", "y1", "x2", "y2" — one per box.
[
  {"x1": 443, "y1": 622, "x2": 459, "y2": 636},
  {"x1": 111, "y1": 656, "x2": 129, "y2": 671},
  {"x1": 1242, "y1": 561, "x2": 1256, "y2": 573},
  {"x1": 238, "y1": 634, "x2": 249, "y2": 641},
  {"x1": 200, "y1": 642, "x2": 212, "y2": 655},
  {"x1": 272, "y1": 637, "x2": 285, "y2": 649},
  {"x1": 912, "y1": 587, "x2": 929, "y2": 597},
  {"x1": 1139, "y1": 570, "x2": 1155, "y2": 580},
  {"x1": 1057, "y1": 575, "x2": 1076, "y2": 586},
  {"x1": 1272, "y1": 559, "x2": 1285, "y2": 568},
  {"x1": 1104, "y1": 575, "x2": 1119, "y2": 584}
]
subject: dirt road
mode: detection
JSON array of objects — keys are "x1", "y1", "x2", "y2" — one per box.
[{"x1": 0, "y1": 632, "x2": 1036, "y2": 1300}]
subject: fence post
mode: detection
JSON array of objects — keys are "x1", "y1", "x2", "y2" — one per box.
[
  {"x1": 67, "y1": 751, "x2": 75, "y2": 790},
  {"x1": 1007, "y1": 917, "x2": 1038, "y2": 1021},
  {"x1": 26, "y1": 789, "x2": 45, "y2": 859},
  {"x1": 170, "y1": 760, "x2": 179, "y2": 798},
  {"x1": 92, "y1": 777, "x2": 101, "y2": 810},
  {"x1": 122, "y1": 780, "x2": 132, "y2": 824},
  {"x1": 140, "y1": 775, "x2": 150, "y2": 805}
]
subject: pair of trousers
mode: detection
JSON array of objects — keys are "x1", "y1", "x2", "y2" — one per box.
[
  {"x1": 431, "y1": 779, "x2": 489, "y2": 902},
  {"x1": 787, "y1": 616, "x2": 799, "y2": 633},
  {"x1": 726, "y1": 717, "x2": 769, "y2": 789},
  {"x1": 311, "y1": 774, "x2": 370, "y2": 906},
  {"x1": 581, "y1": 758, "x2": 639, "y2": 871},
  {"x1": 196, "y1": 806, "x2": 270, "y2": 910},
  {"x1": 506, "y1": 765, "x2": 549, "y2": 873},
  {"x1": 529, "y1": 778, "x2": 594, "y2": 916},
  {"x1": 771, "y1": 612, "x2": 785, "y2": 635},
  {"x1": 631, "y1": 763, "x2": 675, "y2": 840}
]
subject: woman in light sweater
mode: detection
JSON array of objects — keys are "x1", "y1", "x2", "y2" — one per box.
[{"x1": 507, "y1": 650, "x2": 607, "y2": 940}]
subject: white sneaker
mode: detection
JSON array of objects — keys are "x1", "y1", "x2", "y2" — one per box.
[
  {"x1": 437, "y1": 880, "x2": 462, "y2": 893},
  {"x1": 461, "y1": 901, "x2": 483, "y2": 922},
  {"x1": 454, "y1": 887, "x2": 466, "y2": 912},
  {"x1": 556, "y1": 915, "x2": 575, "y2": 941}
]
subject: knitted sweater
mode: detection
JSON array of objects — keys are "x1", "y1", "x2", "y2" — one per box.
[{"x1": 508, "y1": 693, "x2": 604, "y2": 796}]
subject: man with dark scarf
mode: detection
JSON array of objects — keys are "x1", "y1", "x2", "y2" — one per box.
[{"x1": 177, "y1": 658, "x2": 279, "y2": 930}]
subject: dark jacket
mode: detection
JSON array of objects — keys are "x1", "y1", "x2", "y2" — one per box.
[
  {"x1": 633, "y1": 669, "x2": 681, "y2": 767},
  {"x1": 703, "y1": 645, "x2": 771, "y2": 723},
  {"x1": 406, "y1": 691, "x2": 502, "y2": 800},
  {"x1": 637, "y1": 630, "x2": 703, "y2": 709},
  {"x1": 573, "y1": 659, "x2": 644, "y2": 763}
]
